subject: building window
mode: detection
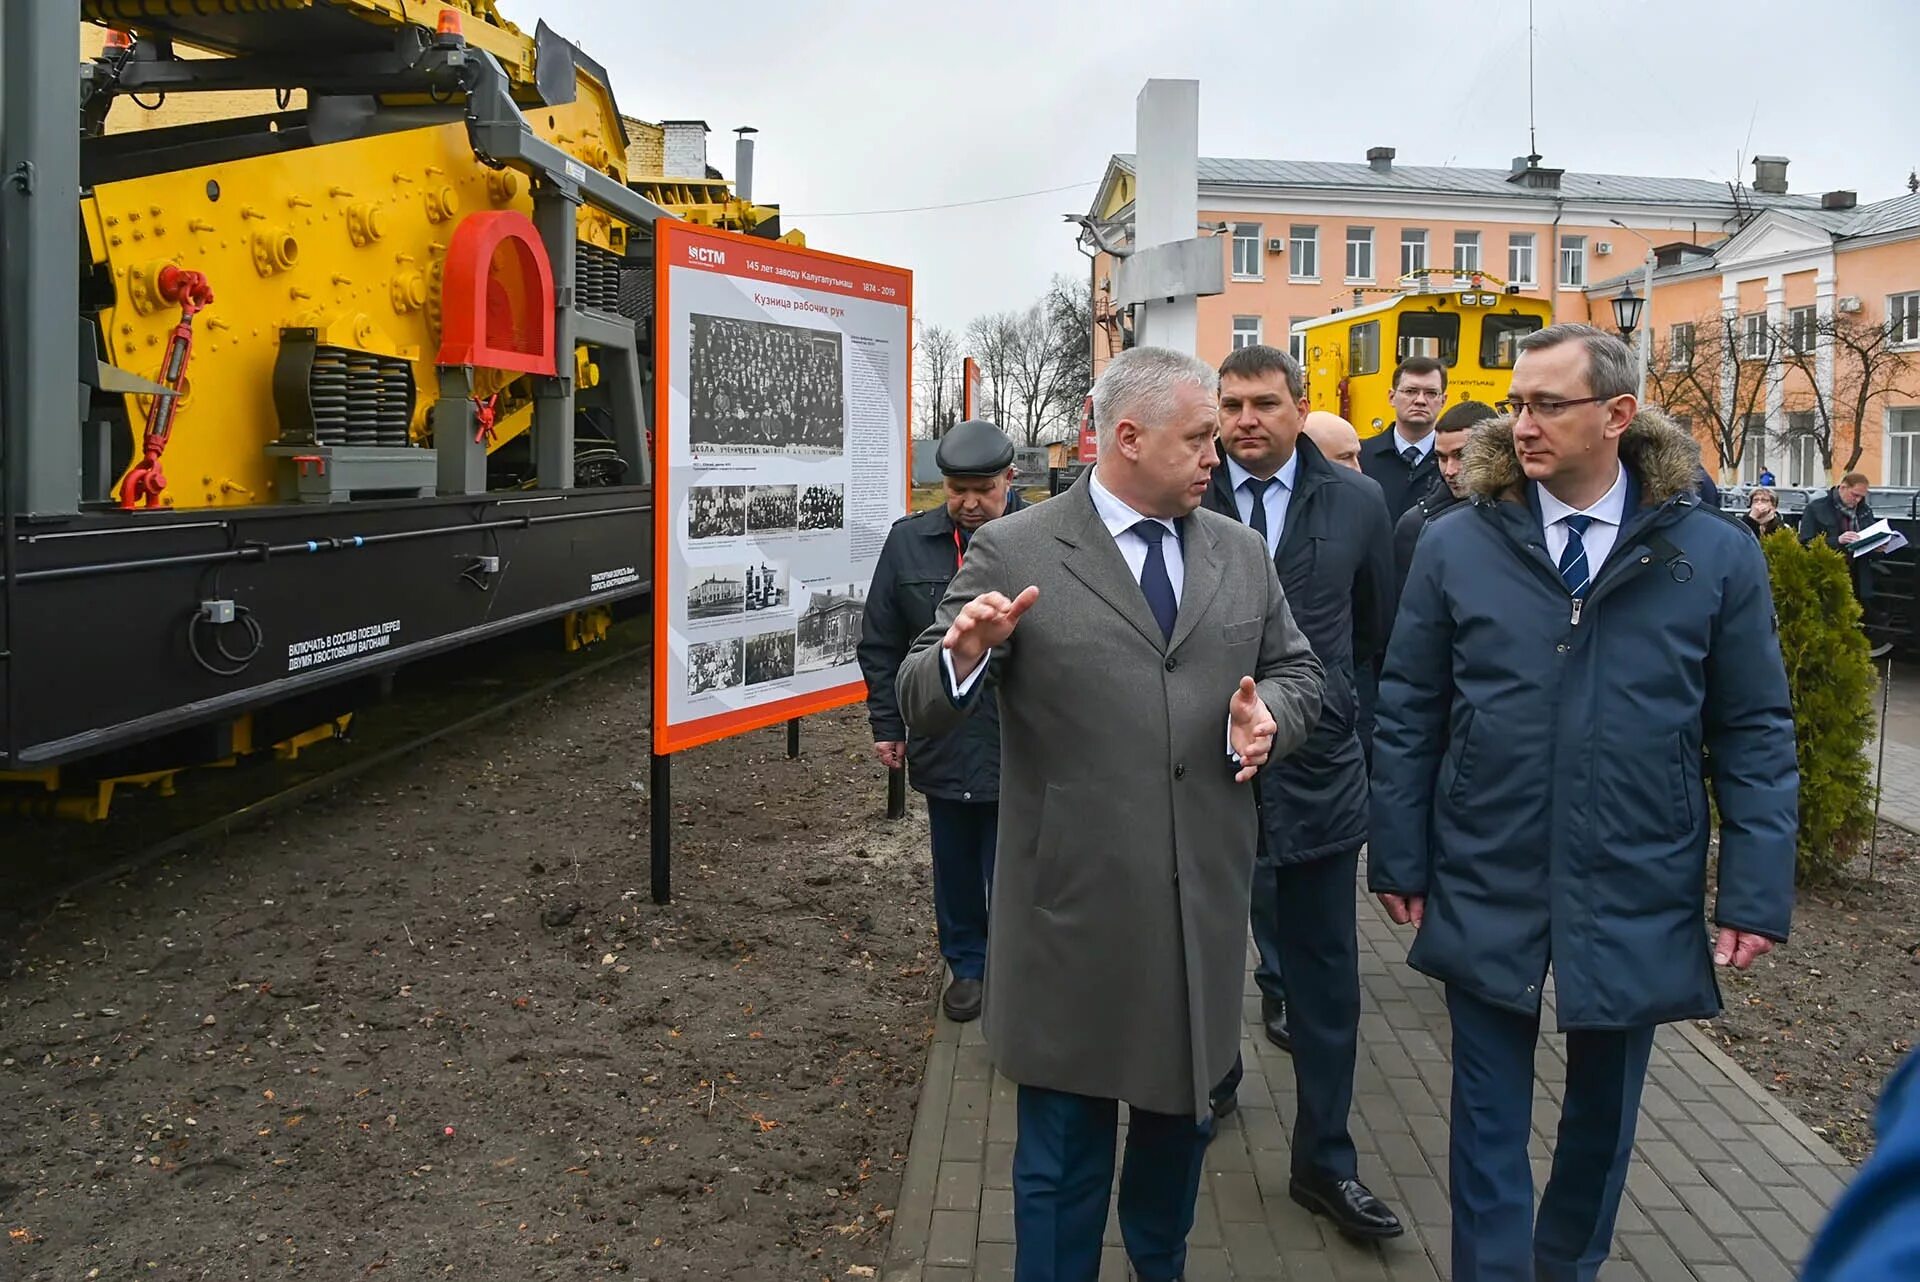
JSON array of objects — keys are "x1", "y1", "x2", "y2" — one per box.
[
  {"x1": 1889, "y1": 292, "x2": 1920, "y2": 346},
  {"x1": 1668, "y1": 322, "x2": 1695, "y2": 369},
  {"x1": 1742, "y1": 313, "x2": 1769, "y2": 361},
  {"x1": 1453, "y1": 231, "x2": 1481, "y2": 274},
  {"x1": 1289, "y1": 225, "x2": 1318, "y2": 280},
  {"x1": 1891, "y1": 408, "x2": 1920, "y2": 486},
  {"x1": 1508, "y1": 232, "x2": 1536, "y2": 286},
  {"x1": 1346, "y1": 226, "x2": 1374, "y2": 282},
  {"x1": 1785, "y1": 412, "x2": 1820, "y2": 487},
  {"x1": 1740, "y1": 414, "x2": 1769, "y2": 484},
  {"x1": 1288, "y1": 315, "x2": 1313, "y2": 362},
  {"x1": 1401, "y1": 228, "x2": 1428, "y2": 278},
  {"x1": 1787, "y1": 306, "x2": 1816, "y2": 354},
  {"x1": 1231, "y1": 316, "x2": 1262, "y2": 350},
  {"x1": 1557, "y1": 235, "x2": 1587, "y2": 287},
  {"x1": 1350, "y1": 320, "x2": 1381, "y2": 376},
  {"x1": 1232, "y1": 223, "x2": 1262, "y2": 279}
]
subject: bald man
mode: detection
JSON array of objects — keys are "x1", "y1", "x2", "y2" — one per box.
[{"x1": 1304, "y1": 412, "x2": 1363, "y2": 472}]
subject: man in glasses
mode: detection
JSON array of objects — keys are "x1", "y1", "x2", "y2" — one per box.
[
  {"x1": 1370, "y1": 323, "x2": 1798, "y2": 1281},
  {"x1": 1359, "y1": 356, "x2": 1448, "y2": 521}
]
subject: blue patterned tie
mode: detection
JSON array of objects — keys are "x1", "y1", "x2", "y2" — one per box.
[
  {"x1": 1132, "y1": 519, "x2": 1178, "y2": 641},
  {"x1": 1558, "y1": 514, "x2": 1595, "y2": 600}
]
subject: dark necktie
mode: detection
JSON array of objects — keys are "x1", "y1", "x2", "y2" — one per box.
[
  {"x1": 1558, "y1": 514, "x2": 1595, "y2": 599},
  {"x1": 1403, "y1": 445, "x2": 1421, "y2": 468},
  {"x1": 1131, "y1": 519, "x2": 1178, "y2": 641},
  {"x1": 1241, "y1": 475, "x2": 1274, "y2": 548}
]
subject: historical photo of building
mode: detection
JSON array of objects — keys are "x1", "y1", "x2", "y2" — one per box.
[
  {"x1": 745, "y1": 560, "x2": 789, "y2": 613},
  {"x1": 747, "y1": 484, "x2": 798, "y2": 533},
  {"x1": 745, "y1": 629, "x2": 797, "y2": 686},
  {"x1": 688, "y1": 485, "x2": 745, "y2": 540},
  {"x1": 687, "y1": 637, "x2": 743, "y2": 694},
  {"x1": 796, "y1": 582, "x2": 868, "y2": 673},
  {"x1": 688, "y1": 314, "x2": 845, "y2": 456},
  {"x1": 686, "y1": 564, "x2": 746, "y2": 620},
  {"x1": 798, "y1": 484, "x2": 845, "y2": 532}
]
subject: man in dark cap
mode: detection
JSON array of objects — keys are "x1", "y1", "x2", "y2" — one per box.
[{"x1": 859, "y1": 419, "x2": 1024, "y2": 1022}]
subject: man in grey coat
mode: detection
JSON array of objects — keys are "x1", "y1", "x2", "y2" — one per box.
[{"x1": 897, "y1": 346, "x2": 1324, "y2": 1282}]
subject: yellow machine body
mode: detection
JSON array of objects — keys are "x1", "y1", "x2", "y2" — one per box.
[{"x1": 1293, "y1": 282, "x2": 1554, "y2": 435}]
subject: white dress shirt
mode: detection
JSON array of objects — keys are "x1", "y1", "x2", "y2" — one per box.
[
  {"x1": 1537, "y1": 462, "x2": 1630, "y2": 578},
  {"x1": 1224, "y1": 452, "x2": 1298, "y2": 557},
  {"x1": 1392, "y1": 428, "x2": 1435, "y2": 463},
  {"x1": 945, "y1": 466, "x2": 1183, "y2": 698}
]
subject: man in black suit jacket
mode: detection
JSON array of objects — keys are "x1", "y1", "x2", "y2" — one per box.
[{"x1": 1358, "y1": 355, "x2": 1448, "y2": 520}]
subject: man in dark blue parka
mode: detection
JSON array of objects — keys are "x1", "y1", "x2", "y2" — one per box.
[{"x1": 1370, "y1": 323, "x2": 1798, "y2": 1282}]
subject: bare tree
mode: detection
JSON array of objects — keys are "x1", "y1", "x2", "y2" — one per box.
[
  {"x1": 1645, "y1": 313, "x2": 1780, "y2": 482},
  {"x1": 1773, "y1": 310, "x2": 1920, "y2": 474},
  {"x1": 1044, "y1": 273, "x2": 1093, "y2": 435},
  {"x1": 965, "y1": 312, "x2": 1018, "y2": 426},
  {"x1": 914, "y1": 324, "x2": 958, "y2": 440}
]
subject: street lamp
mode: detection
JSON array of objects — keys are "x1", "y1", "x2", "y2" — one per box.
[{"x1": 1611, "y1": 280, "x2": 1645, "y2": 343}]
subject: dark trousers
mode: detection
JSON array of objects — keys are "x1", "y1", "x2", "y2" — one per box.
[
  {"x1": 1249, "y1": 853, "x2": 1286, "y2": 1004},
  {"x1": 1446, "y1": 985, "x2": 1656, "y2": 1282},
  {"x1": 926, "y1": 796, "x2": 996, "y2": 981},
  {"x1": 1013, "y1": 1084, "x2": 1206, "y2": 1282},
  {"x1": 1211, "y1": 847, "x2": 1361, "y2": 1181}
]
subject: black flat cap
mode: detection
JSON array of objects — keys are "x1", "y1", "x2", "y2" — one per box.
[{"x1": 935, "y1": 419, "x2": 1015, "y2": 477}]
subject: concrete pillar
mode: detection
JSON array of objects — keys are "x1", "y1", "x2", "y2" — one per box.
[{"x1": 1133, "y1": 80, "x2": 1198, "y2": 354}]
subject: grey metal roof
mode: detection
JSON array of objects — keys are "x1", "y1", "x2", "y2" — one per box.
[
  {"x1": 1834, "y1": 191, "x2": 1920, "y2": 237},
  {"x1": 1111, "y1": 153, "x2": 1826, "y2": 210}
]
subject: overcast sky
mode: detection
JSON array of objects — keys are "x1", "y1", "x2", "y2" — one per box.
[{"x1": 522, "y1": 0, "x2": 1917, "y2": 336}]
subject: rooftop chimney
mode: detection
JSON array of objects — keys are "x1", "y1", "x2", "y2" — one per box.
[
  {"x1": 1367, "y1": 146, "x2": 1395, "y2": 174},
  {"x1": 733, "y1": 125, "x2": 758, "y2": 202},
  {"x1": 1753, "y1": 155, "x2": 1790, "y2": 195},
  {"x1": 1821, "y1": 189, "x2": 1858, "y2": 210},
  {"x1": 661, "y1": 119, "x2": 710, "y2": 179},
  {"x1": 1506, "y1": 153, "x2": 1563, "y2": 191}
]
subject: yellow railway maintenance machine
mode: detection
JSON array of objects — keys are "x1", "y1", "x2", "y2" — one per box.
[
  {"x1": 1292, "y1": 273, "x2": 1554, "y2": 436},
  {"x1": 0, "y1": 1, "x2": 784, "y2": 816}
]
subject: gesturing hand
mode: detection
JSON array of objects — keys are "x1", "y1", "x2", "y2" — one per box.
[
  {"x1": 1228, "y1": 676, "x2": 1277, "y2": 783},
  {"x1": 943, "y1": 586, "x2": 1039, "y2": 685}
]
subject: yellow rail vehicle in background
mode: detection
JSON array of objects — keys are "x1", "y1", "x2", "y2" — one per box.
[
  {"x1": 1293, "y1": 277, "x2": 1553, "y2": 435},
  {"x1": 0, "y1": 0, "x2": 796, "y2": 817}
]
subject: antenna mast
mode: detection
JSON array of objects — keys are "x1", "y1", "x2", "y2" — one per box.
[{"x1": 1527, "y1": 0, "x2": 1538, "y2": 159}]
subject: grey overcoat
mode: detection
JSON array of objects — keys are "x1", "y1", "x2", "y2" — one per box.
[{"x1": 897, "y1": 473, "x2": 1324, "y2": 1117}]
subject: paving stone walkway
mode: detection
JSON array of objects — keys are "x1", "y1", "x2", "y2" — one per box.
[{"x1": 882, "y1": 864, "x2": 1855, "y2": 1282}]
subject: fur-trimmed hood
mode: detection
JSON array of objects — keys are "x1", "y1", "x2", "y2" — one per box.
[{"x1": 1460, "y1": 407, "x2": 1704, "y2": 508}]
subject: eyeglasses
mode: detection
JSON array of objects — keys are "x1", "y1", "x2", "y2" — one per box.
[
  {"x1": 1494, "y1": 395, "x2": 1617, "y2": 419},
  {"x1": 1396, "y1": 388, "x2": 1445, "y2": 401}
]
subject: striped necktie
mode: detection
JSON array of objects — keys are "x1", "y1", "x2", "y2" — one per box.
[{"x1": 1558, "y1": 514, "x2": 1595, "y2": 600}]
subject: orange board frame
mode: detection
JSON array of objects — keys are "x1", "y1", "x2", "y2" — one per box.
[{"x1": 651, "y1": 221, "x2": 913, "y2": 755}]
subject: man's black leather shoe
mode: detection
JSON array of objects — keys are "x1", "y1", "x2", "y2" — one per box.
[
  {"x1": 942, "y1": 977, "x2": 982, "y2": 1022},
  {"x1": 1262, "y1": 995, "x2": 1292, "y2": 1052},
  {"x1": 1288, "y1": 1174, "x2": 1403, "y2": 1240}
]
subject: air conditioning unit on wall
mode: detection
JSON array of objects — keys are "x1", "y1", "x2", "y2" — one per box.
[
  {"x1": 1838, "y1": 296, "x2": 1863, "y2": 313},
  {"x1": 1595, "y1": 241, "x2": 1613, "y2": 255},
  {"x1": 1266, "y1": 238, "x2": 1285, "y2": 254}
]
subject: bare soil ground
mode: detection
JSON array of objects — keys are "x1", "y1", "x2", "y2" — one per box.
[
  {"x1": 1708, "y1": 823, "x2": 1920, "y2": 1163},
  {"x1": 1, "y1": 664, "x2": 938, "y2": 1281}
]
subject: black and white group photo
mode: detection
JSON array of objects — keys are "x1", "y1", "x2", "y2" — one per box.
[
  {"x1": 688, "y1": 313, "x2": 846, "y2": 456},
  {"x1": 796, "y1": 582, "x2": 867, "y2": 673},
  {"x1": 687, "y1": 637, "x2": 743, "y2": 694},
  {"x1": 798, "y1": 484, "x2": 845, "y2": 532},
  {"x1": 688, "y1": 485, "x2": 745, "y2": 540},
  {"x1": 686, "y1": 564, "x2": 746, "y2": 620},
  {"x1": 745, "y1": 560, "x2": 789, "y2": 613},
  {"x1": 747, "y1": 484, "x2": 799, "y2": 533},
  {"x1": 744, "y1": 629, "x2": 797, "y2": 686}
]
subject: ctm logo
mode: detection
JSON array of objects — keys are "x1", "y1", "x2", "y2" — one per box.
[{"x1": 690, "y1": 246, "x2": 726, "y2": 266}]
